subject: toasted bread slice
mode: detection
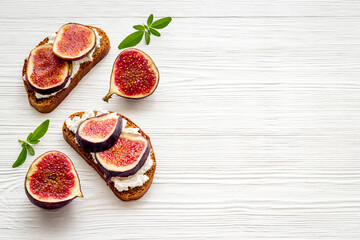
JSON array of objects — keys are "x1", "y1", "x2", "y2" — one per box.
[
  {"x1": 62, "y1": 111, "x2": 156, "y2": 201},
  {"x1": 22, "y1": 26, "x2": 110, "y2": 113}
]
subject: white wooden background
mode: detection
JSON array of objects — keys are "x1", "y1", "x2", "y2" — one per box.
[{"x1": 1, "y1": 0, "x2": 360, "y2": 239}]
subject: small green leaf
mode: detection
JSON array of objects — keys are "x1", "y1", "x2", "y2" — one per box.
[
  {"x1": 26, "y1": 144, "x2": 35, "y2": 156},
  {"x1": 118, "y1": 31, "x2": 144, "y2": 50},
  {"x1": 150, "y1": 28, "x2": 161, "y2": 37},
  {"x1": 147, "y1": 14, "x2": 154, "y2": 26},
  {"x1": 145, "y1": 31, "x2": 150, "y2": 45},
  {"x1": 29, "y1": 119, "x2": 50, "y2": 141},
  {"x1": 12, "y1": 147, "x2": 27, "y2": 168},
  {"x1": 27, "y1": 133, "x2": 33, "y2": 142},
  {"x1": 133, "y1": 25, "x2": 144, "y2": 31},
  {"x1": 28, "y1": 139, "x2": 40, "y2": 144},
  {"x1": 144, "y1": 24, "x2": 150, "y2": 31},
  {"x1": 151, "y1": 17, "x2": 172, "y2": 29}
]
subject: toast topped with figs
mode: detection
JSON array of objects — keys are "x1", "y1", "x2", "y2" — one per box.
[
  {"x1": 62, "y1": 110, "x2": 156, "y2": 201},
  {"x1": 22, "y1": 23, "x2": 110, "y2": 113}
]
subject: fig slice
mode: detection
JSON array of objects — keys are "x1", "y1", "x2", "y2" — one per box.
[
  {"x1": 76, "y1": 112, "x2": 123, "y2": 153},
  {"x1": 26, "y1": 44, "x2": 71, "y2": 94},
  {"x1": 95, "y1": 132, "x2": 150, "y2": 182},
  {"x1": 53, "y1": 23, "x2": 96, "y2": 61},
  {"x1": 25, "y1": 151, "x2": 83, "y2": 209},
  {"x1": 103, "y1": 48, "x2": 159, "y2": 102}
]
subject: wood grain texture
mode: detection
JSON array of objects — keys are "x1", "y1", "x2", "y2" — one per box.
[{"x1": 1, "y1": 0, "x2": 360, "y2": 239}]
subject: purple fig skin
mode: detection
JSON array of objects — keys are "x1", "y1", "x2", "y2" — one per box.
[
  {"x1": 95, "y1": 140, "x2": 150, "y2": 183},
  {"x1": 24, "y1": 151, "x2": 83, "y2": 210},
  {"x1": 76, "y1": 115, "x2": 123, "y2": 153},
  {"x1": 53, "y1": 23, "x2": 96, "y2": 61},
  {"x1": 25, "y1": 46, "x2": 72, "y2": 94},
  {"x1": 26, "y1": 67, "x2": 71, "y2": 95},
  {"x1": 25, "y1": 186, "x2": 74, "y2": 210},
  {"x1": 103, "y1": 48, "x2": 159, "y2": 102}
]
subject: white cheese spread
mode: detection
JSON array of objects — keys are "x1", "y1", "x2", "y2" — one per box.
[
  {"x1": 31, "y1": 28, "x2": 102, "y2": 99},
  {"x1": 65, "y1": 110, "x2": 152, "y2": 192},
  {"x1": 112, "y1": 156, "x2": 153, "y2": 192}
]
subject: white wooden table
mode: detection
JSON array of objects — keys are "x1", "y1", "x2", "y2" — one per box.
[{"x1": 1, "y1": 0, "x2": 360, "y2": 239}]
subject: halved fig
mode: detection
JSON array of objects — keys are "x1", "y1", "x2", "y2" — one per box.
[
  {"x1": 95, "y1": 132, "x2": 150, "y2": 182},
  {"x1": 25, "y1": 151, "x2": 83, "y2": 209},
  {"x1": 76, "y1": 113, "x2": 123, "y2": 152},
  {"x1": 103, "y1": 48, "x2": 159, "y2": 102},
  {"x1": 53, "y1": 23, "x2": 96, "y2": 61},
  {"x1": 26, "y1": 44, "x2": 71, "y2": 94}
]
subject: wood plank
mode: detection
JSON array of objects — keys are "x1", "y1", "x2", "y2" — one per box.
[{"x1": 1, "y1": 1, "x2": 360, "y2": 239}]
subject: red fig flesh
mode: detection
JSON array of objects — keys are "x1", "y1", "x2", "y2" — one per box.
[
  {"x1": 25, "y1": 151, "x2": 83, "y2": 209},
  {"x1": 76, "y1": 113, "x2": 123, "y2": 152},
  {"x1": 103, "y1": 48, "x2": 159, "y2": 101},
  {"x1": 95, "y1": 132, "x2": 150, "y2": 182},
  {"x1": 53, "y1": 23, "x2": 96, "y2": 61},
  {"x1": 26, "y1": 44, "x2": 71, "y2": 94}
]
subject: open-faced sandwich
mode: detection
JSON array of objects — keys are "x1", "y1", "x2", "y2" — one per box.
[
  {"x1": 22, "y1": 23, "x2": 110, "y2": 113},
  {"x1": 62, "y1": 110, "x2": 156, "y2": 201}
]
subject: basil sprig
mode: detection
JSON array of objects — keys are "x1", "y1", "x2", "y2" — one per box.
[
  {"x1": 118, "y1": 14, "x2": 172, "y2": 50},
  {"x1": 12, "y1": 119, "x2": 50, "y2": 168}
]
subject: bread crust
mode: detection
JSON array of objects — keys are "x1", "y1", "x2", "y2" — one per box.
[
  {"x1": 22, "y1": 26, "x2": 111, "y2": 113},
  {"x1": 62, "y1": 111, "x2": 156, "y2": 201}
]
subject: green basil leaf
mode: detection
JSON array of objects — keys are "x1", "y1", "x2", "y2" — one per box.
[
  {"x1": 12, "y1": 147, "x2": 27, "y2": 168},
  {"x1": 27, "y1": 133, "x2": 33, "y2": 142},
  {"x1": 150, "y1": 28, "x2": 161, "y2": 37},
  {"x1": 28, "y1": 139, "x2": 40, "y2": 144},
  {"x1": 151, "y1": 17, "x2": 172, "y2": 29},
  {"x1": 26, "y1": 144, "x2": 35, "y2": 156},
  {"x1": 145, "y1": 32, "x2": 150, "y2": 45},
  {"x1": 147, "y1": 14, "x2": 154, "y2": 26},
  {"x1": 29, "y1": 119, "x2": 50, "y2": 141},
  {"x1": 133, "y1": 25, "x2": 144, "y2": 31},
  {"x1": 118, "y1": 31, "x2": 144, "y2": 50}
]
